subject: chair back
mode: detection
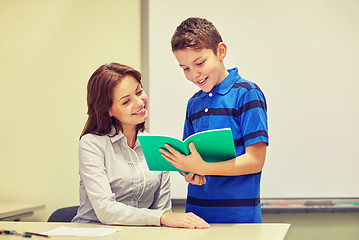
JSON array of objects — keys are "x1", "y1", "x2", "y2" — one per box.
[{"x1": 48, "y1": 206, "x2": 79, "y2": 222}]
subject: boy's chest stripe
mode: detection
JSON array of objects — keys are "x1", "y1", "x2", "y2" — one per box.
[
  {"x1": 186, "y1": 196, "x2": 260, "y2": 207},
  {"x1": 188, "y1": 100, "x2": 266, "y2": 122}
]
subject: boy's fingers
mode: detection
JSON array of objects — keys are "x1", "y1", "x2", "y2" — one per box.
[
  {"x1": 188, "y1": 142, "x2": 198, "y2": 154},
  {"x1": 161, "y1": 152, "x2": 178, "y2": 166},
  {"x1": 203, "y1": 176, "x2": 207, "y2": 184},
  {"x1": 160, "y1": 148, "x2": 177, "y2": 161},
  {"x1": 187, "y1": 172, "x2": 195, "y2": 178},
  {"x1": 159, "y1": 148, "x2": 171, "y2": 157},
  {"x1": 192, "y1": 175, "x2": 199, "y2": 184},
  {"x1": 185, "y1": 172, "x2": 195, "y2": 182},
  {"x1": 164, "y1": 144, "x2": 181, "y2": 156}
]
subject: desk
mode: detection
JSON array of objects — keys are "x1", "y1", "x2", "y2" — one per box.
[
  {"x1": 0, "y1": 202, "x2": 45, "y2": 221},
  {"x1": 0, "y1": 221, "x2": 290, "y2": 240}
]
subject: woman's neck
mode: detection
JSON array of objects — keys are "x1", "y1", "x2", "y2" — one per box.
[{"x1": 122, "y1": 127, "x2": 137, "y2": 149}]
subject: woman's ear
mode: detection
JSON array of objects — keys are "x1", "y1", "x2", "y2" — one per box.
[
  {"x1": 108, "y1": 111, "x2": 113, "y2": 117},
  {"x1": 217, "y1": 42, "x2": 227, "y2": 61}
]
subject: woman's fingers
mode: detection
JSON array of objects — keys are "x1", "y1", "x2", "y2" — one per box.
[
  {"x1": 187, "y1": 212, "x2": 210, "y2": 228},
  {"x1": 160, "y1": 212, "x2": 210, "y2": 229}
]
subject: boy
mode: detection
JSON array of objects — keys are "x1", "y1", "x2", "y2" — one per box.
[{"x1": 160, "y1": 17, "x2": 268, "y2": 223}]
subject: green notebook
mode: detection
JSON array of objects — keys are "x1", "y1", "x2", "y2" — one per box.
[{"x1": 138, "y1": 128, "x2": 237, "y2": 172}]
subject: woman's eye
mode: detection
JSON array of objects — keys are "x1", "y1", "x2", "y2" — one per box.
[
  {"x1": 136, "y1": 89, "x2": 143, "y2": 95},
  {"x1": 122, "y1": 100, "x2": 130, "y2": 105},
  {"x1": 197, "y1": 61, "x2": 205, "y2": 66}
]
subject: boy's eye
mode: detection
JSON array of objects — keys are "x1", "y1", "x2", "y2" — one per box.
[
  {"x1": 197, "y1": 61, "x2": 205, "y2": 66},
  {"x1": 183, "y1": 67, "x2": 189, "y2": 71}
]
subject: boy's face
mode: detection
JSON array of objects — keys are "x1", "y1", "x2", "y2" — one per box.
[{"x1": 173, "y1": 44, "x2": 228, "y2": 92}]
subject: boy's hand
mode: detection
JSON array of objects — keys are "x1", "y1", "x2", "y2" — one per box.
[
  {"x1": 160, "y1": 142, "x2": 207, "y2": 174},
  {"x1": 180, "y1": 172, "x2": 206, "y2": 185}
]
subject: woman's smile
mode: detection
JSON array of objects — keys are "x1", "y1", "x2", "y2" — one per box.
[{"x1": 133, "y1": 106, "x2": 146, "y2": 116}]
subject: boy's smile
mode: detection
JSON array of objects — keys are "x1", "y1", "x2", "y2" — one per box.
[
  {"x1": 198, "y1": 76, "x2": 208, "y2": 85},
  {"x1": 173, "y1": 44, "x2": 228, "y2": 92}
]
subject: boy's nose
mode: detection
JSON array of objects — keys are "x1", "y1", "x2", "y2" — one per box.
[{"x1": 192, "y1": 71, "x2": 200, "y2": 80}]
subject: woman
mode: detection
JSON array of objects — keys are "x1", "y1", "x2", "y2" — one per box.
[{"x1": 72, "y1": 63, "x2": 209, "y2": 229}]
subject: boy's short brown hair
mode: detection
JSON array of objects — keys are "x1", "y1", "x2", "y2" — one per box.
[{"x1": 171, "y1": 17, "x2": 223, "y2": 55}]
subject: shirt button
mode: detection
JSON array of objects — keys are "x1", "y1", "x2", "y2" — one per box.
[
  {"x1": 204, "y1": 108, "x2": 208, "y2": 113},
  {"x1": 209, "y1": 93, "x2": 213, "y2": 97}
]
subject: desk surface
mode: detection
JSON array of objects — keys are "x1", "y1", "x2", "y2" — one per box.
[
  {"x1": 0, "y1": 202, "x2": 45, "y2": 221},
  {"x1": 0, "y1": 221, "x2": 290, "y2": 240}
]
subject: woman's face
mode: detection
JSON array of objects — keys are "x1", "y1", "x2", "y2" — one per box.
[{"x1": 108, "y1": 75, "x2": 148, "y2": 131}]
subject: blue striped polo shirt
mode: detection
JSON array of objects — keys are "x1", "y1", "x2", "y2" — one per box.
[{"x1": 183, "y1": 67, "x2": 268, "y2": 223}]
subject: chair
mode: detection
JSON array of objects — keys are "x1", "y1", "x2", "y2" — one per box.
[{"x1": 47, "y1": 206, "x2": 79, "y2": 222}]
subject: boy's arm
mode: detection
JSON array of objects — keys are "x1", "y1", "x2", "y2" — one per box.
[
  {"x1": 201, "y1": 142, "x2": 266, "y2": 176},
  {"x1": 160, "y1": 141, "x2": 266, "y2": 176}
]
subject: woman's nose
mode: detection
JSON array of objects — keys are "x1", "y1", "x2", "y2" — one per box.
[{"x1": 134, "y1": 96, "x2": 144, "y2": 105}]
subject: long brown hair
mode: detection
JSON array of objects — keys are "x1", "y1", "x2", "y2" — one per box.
[{"x1": 81, "y1": 63, "x2": 145, "y2": 138}]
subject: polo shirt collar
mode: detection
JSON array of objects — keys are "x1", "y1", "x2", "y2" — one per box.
[{"x1": 212, "y1": 67, "x2": 240, "y2": 95}]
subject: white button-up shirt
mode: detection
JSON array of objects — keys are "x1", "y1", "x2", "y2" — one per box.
[{"x1": 72, "y1": 130, "x2": 171, "y2": 226}]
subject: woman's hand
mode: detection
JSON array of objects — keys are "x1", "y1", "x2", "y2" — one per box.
[{"x1": 160, "y1": 212, "x2": 210, "y2": 229}]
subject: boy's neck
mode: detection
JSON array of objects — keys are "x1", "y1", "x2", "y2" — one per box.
[{"x1": 215, "y1": 64, "x2": 229, "y2": 88}]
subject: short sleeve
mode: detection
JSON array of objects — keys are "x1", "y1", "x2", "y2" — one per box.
[{"x1": 239, "y1": 88, "x2": 269, "y2": 148}]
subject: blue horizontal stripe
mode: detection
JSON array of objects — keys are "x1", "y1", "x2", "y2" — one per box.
[
  {"x1": 234, "y1": 130, "x2": 268, "y2": 146},
  {"x1": 232, "y1": 82, "x2": 252, "y2": 91},
  {"x1": 188, "y1": 108, "x2": 236, "y2": 122},
  {"x1": 233, "y1": 138, "x2": 244, "y2": 146},
  {"x1": 244, "y1": 130, "x2": 268, "y2": 142},
  {"x1": 188, "y1": 100, "x2": 266, "y2": 122},
  {"x1": 187, "y1": 196, "x2": 260, "y2": 207},
  {"x1": 236, "y1": 100, "x2": 267, "y2": 117},
  {"x1": 253, "y1": 83, "x2": 262, "y2": 91}
]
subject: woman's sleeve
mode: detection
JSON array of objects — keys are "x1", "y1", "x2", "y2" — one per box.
[
  {"x1": 149, "y1": 171, "x2": 172, "y2": 211},
  {"x1": 79, "y1": 136, "x2": 166, "y2": 226}
]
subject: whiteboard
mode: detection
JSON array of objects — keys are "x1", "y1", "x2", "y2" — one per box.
[{"x1": 143, "y1": 0, "x2": 359, "y2": 199}]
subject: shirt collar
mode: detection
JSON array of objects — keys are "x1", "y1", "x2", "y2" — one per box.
[
  {"x1": 212, "y1": 67, "x2": 240, "y2": 95},
  {"x1": 109, "y1": 127, "x2": 124, "y2": 143},
  {"x1": 109, "y1": 127, "x2": 141, "y2": 149}
]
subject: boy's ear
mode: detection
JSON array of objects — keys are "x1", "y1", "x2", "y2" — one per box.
[{"x1": 217, "y1": 42, "x2": 227, "y2": 60}]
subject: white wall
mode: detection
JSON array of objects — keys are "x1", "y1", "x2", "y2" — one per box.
[
  {"x1": 0, "y1": 0, "x2": 141, "y2": 221},
  {"x1": 146, "y1": 0, "x2": 359, "y2": 198}
]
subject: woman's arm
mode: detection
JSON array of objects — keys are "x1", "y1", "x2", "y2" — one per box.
[
  {"x1": 79, "y1": 136, "x2": 165, "y2": 226},
  {"x1": 80, "y1": 135, "x2": 209, "y2": 228},
  {"x1": 149, "y1": 171, "x2": 209, "y2": 228},
  {"x1": 149, "y1": 171, "x2": 172, "y2": 211}
]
